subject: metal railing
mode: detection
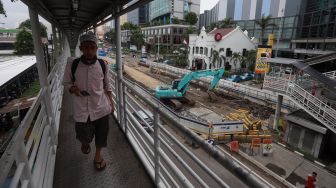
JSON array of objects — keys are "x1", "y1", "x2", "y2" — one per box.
[
  {"x1": 323, "y1": 70, "x2": 336, "y2": 80},
  {"x1": 0, "y1": 46, "x2": 68, "y2": 188},
  {"x1": 264, "y1": 75, "x2": 336, "y2": 133},
  {"x1": 110, "y1": 69, "x2": 272, "y2": 188}
]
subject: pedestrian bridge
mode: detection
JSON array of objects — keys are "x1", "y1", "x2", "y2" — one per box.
[{"x1": 0, "y1": 1, "x2": 285, "y2": 188}]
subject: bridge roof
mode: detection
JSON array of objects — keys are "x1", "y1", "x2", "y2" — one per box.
[{"x1": 21, "y1": 0, "x2": 152, "y2": 48}]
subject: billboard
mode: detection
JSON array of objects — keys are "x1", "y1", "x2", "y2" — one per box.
[{"x1": 255, "y1": 46, "x2": 272, "y2": 74}]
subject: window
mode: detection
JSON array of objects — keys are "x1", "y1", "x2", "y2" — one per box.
[
  {"x1": 196, "y1": 47, "x2": 199, "y2": 54},
  {"x1": 205, "y1": 47, "x2": 208, "y2": 56},
  {"x1": 200, "y1": 47, "x2": 203, "y2": 54},
  {"x1": 193, "y1": 46, "x2": 195, "y2": 54}
]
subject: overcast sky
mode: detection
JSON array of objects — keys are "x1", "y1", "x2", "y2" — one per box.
[{"x1": 0, "y1": 0, "x2": 271, "y2": 35}]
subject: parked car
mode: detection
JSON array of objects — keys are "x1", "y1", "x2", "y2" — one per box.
[
  {"x1": 163, "y1": 59, "x2": 174, "y2": 65},
  {"x1": 132, "y1": 110, "x2": 153, "y2": 132},
  {"x1": 138, "y1": 58, "x2": 149, "y2": 67},
  {"x1": 240, "y1": 73, "x2": 254, "y2": 81},
  {"x1": 227, "y1": 75, "x2": 243, "y2": 83}
]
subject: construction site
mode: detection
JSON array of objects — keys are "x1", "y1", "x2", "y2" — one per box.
[{"x1": 109, "y1": 56, "x2": 277, "y2": 148}]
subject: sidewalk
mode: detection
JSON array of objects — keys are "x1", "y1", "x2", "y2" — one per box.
[{"x1": 240, "y1": 143, "x2": 336, "y2": 188}]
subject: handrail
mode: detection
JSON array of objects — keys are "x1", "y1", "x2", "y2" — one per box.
[
  {"x1": 0, "y1": 46, "x2": 69, "y2": 188},
  {"x1": 116, "y1": 74, "x2": 271, "y2": 188},
  {"x1": 264, "y1": 75, "x2": 336, "y2": 133}
]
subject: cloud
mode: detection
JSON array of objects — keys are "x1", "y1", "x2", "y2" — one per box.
[{"x1": 1, "y1": 0, "x2": 51, "y2": 36}]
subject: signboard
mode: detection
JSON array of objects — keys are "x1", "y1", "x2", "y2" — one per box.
[
  {"x1": 255, "y1": 46, "x2": 272, "y2": 74},
  {"x1": 230, "y1": 141, "x2": 239, "y2": 152},
  {"x1": 214, "y1": 33, "x2": 222, "y2": 41},
  {"x1": 251, "y1": 138, "x2": 261, "y2": 148},
  {"x1": 262, "y1": 139, "x2": 273, "y2": 154},
  {"x1": 212, "y1": 122, "x2": 244, "y2": 134},
  {"x1": 268, "y1": 34, "x2": 275, "y2": 48}
]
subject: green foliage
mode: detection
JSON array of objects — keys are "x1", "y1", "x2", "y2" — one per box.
[
  {"x1": 130, "y1": 28, "x2": 144, "y2": 49},
  {"x1": 246, "y1": 49, "x2": 257, "y2": 71},
  {"x1": 121, "y1": 22, "x2": 137, "y2": 30},
  {"x1": 231, "y1": 52, "x2": 241, "y2": 72},
  {"x1": 14, "y1": 28, "x2": 34, "y2": 55},
  {"x1": 21, "y1": 81, "x2": 40, "y2": 97},
  {"x1": 219, "y1": 17, "x2": 235, "y2": 28},
  {"x1": 175, "y1": 48, "x2": 188, "y2": 67},
  {"x1": 172, "y1": 17, "x2": 180, "y2": 24},
  {"x1": 211, "y1": 50, "x2": 220, "y2": 68},
  {"x1": 0, "y1": 0, "x2": 6, "y2": 17},
  {"x1": 104, "y1": 29, "x2": 115, "y2": 45},
  {"x1": 185, "y1": 12, "x2": 198, "y2": 25},
  {"x1": 18, "y1": 19, "x2": 48, "y2": 37},
  {"x1": 206, "y1": 22, "x2": 218, "y2": 32},
  {"x1": 255, "y1": 15, "x2": 277, "y2": 44}
]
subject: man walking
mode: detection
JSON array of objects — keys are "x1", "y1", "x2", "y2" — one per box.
[
  {"x1": 63, "y1": 32, "x2": 114, "y2": 171},
  {"x1": 305, "y1": 172, "x2": 317, "y2": 188}
]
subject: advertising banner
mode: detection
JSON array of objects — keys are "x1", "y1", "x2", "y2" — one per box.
[{"x1": 255, "y1": 46, "x2": 272, "y2": 74}]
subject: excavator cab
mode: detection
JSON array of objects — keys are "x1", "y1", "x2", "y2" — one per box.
[{"x1": 172, "y1": 80, "x2": 181, "y2": 90}]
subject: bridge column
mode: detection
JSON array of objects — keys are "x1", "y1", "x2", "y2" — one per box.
[
  {"x1": 273, "y1": 94, "x2": 283, "y2": 130},
  {"x1": 28, "y1": 8, "x2": 57, "y2": 146},
  {"x1": 52, "y1": 24, "x2": 58, "y2": 64},
  {"x1": 115, "y1": 8, "x2": 123, "y2": 124}
]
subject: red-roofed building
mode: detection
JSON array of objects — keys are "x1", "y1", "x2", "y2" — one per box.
[{"x1": 188, "y1": 26, "x2": 256, "y2": 71}]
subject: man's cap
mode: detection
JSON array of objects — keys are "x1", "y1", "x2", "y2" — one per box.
[{"x1": 80, "y1": 31, "x2": 97, "y2": 45}]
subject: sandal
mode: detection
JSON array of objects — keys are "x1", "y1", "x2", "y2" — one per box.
[
  {"x1": 81, "y1": 144, "x2": 91, "y2": 154},
  {"x1": 93, "y1": 159, "x2": 107, "y2": 171}
]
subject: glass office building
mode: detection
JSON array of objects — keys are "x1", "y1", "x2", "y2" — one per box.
[{"x1": 149, "y1": 0, "x2": 171, "y2": 21}]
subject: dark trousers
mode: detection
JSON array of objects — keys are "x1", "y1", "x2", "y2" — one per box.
[{"x1": 75, "y1": 115, "x2": 109, "y2": 148}]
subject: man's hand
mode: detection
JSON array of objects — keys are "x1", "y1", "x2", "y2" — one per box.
[{"x1": 69, "y1": 85, "x2": 81, "y2": 96}]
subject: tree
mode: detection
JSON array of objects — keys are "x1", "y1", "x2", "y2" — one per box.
[
  {"x1": 18, "y1": 19, "x2": 48, "y2": 37},
  {"x1": 121, "y1": 22, "x2": 137, "y2": 30},
  {"x1": 14, "y1": 28, "x2": 34, "y2": 55},
  {"x1": 255, "y1": 15, "x2": 276, "y2": 45},
  {"x1": 231, "y1": 52, "x2": 241, "y2": 72},
  {"x1": 206, "y1": 22, "x2": 218, "y2": 32},
  {"x1": 219, "y1": 17, "x2": 235, "y2": 28},
  {"x1": 185, "y1": 12, "x2": 198, "y2": 25},
  {"x1": 130, "y1": 28, "x2": 144, "y2": 49},
  {"x1": 246, "y1": 50, "x2": 257, "y2": 71},
  {"x1": 172, "y1": 17, "x2": 180, "y2": 24},
  {"x1": 0, "y1": 1, "x2": 6, "y2": 17},
  {"x1": 211, "y1": 50, "x2": 220, "y2": 69},
  {"x1": 104, "y1": 29, "x2": 115, "y2": 45}
]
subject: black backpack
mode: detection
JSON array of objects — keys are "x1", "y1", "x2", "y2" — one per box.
[{"x1": 71, "y1": 58, "x2": 106, "y2": 83}]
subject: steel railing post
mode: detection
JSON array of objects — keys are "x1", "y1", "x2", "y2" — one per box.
[
  {"x1": 122, "y1": 84, "x2": 127, "y2": 133},
  {"x1": 115, "y1": 9, "x2": 123, "y2": 125},
  {"x1": 153, "y1": 108, "x2": 161, "y2": 186},
  {"x1": 29, "y1": 9, "x2": 57, "y2": 147}
]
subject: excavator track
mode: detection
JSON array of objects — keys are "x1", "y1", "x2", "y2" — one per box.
[{"x1": 160, "y1": 98, "x2": 183, "y2": 110}]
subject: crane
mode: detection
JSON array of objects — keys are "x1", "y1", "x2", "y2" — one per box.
[{"x1": 154, "y1": 68, "x2": 224, "y2": 109}]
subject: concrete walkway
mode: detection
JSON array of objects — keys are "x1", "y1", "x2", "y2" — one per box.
[
  {"x1": 53, "y1": 91, "x2": 154, "y2": 188},
  {"x1": 241, "y1": 144, "x2": 336, "y2": 188}
]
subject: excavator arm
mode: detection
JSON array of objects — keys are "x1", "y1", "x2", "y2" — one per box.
[{"x1": 177, "y1": 68, "x2": 225, "y2": 96}]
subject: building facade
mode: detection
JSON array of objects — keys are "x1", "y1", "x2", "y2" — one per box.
[
  {"x1": 199, "y1": 0, "x2": 235, "y2": 29},
  {"x1": 269, "y1": 0, "x2": 305, "y2": 18},
  {"x1": 242, "y1": 0, "x2": 263, "y2": 20},
  {"x1": 127, "y1": 1, "x2": 149, "y2": 25},
  {"x1": 188, "y1": 27, "x2": 255, "y2": 70},
  {"x1": 141, "y1": 24, "x2": 193, "y2": 48},
  {"x1": 149, "y1": 0, "x2": 200, "y2": 22}
]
